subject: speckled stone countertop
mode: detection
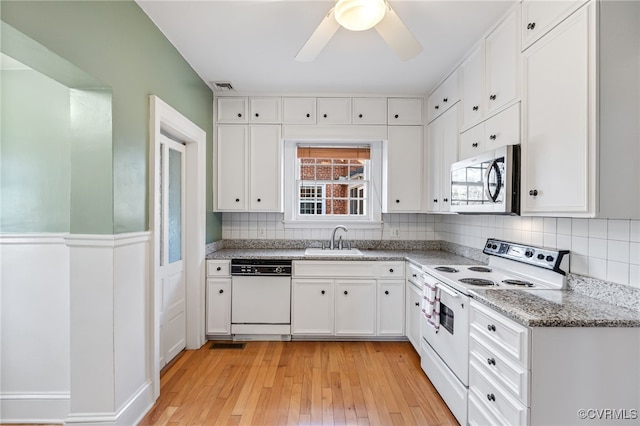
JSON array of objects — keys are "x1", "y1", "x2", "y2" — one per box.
[
  {"x1": 206, "y1": 248, "x2": 478, "y2": 266},
  {"x1": 469, "y1": 289, "x2": 640, "y2": 327}
]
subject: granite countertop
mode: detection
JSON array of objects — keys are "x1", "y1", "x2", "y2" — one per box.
[
  {"x1": 470, "y1": 289, "x2": 640, "y2": 328},
  {"x1": 206, "y1": 248, "x2": 479, "y2": 266}
]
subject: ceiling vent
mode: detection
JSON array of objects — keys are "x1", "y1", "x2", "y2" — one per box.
[{"x1": 211, "y1": 81, "x2": 235, "y2": 91}]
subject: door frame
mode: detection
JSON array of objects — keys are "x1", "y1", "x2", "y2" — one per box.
[{"x1": 149, "y1": 95, "x2": 206, "y2": 399}]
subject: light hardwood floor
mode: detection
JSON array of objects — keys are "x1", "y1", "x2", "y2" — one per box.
[{"x1": 139, "y1": 340, "x2": 457, "y2": 426}]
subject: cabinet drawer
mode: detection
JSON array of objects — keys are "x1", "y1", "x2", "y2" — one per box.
[
  {"x1": 521, "y1": 0, "x2": 588, "y2": 50},
  {"x1": 469, "y1": 362, "x2": 529, "y2": 426},
  {"x1": 352, "y1": 97, "x2": 387, "y2": 124},
  {"x1": 283, "y1": 97, "x2": 316, "y2": 124},
  {"x1": 406, "y1": 262, "x2": 423, "y2": 283},
  {"x1": 469, "y1": 390, "x2": 502, "y2": 426},
  {"x1": 484, "y1": 103, "x2": 520, "y2": 149},
  {"x1": 470, "y1": 301, "x2": 530, "y2": 367},
  {"x1": 207, "y1": 260, "x2": 231, "y2": 277},
  {"x1": 317, "y1": 98, "x2": 351, "y2": 124},
  {"x1": 217, "y1": 97, "x2": 248, "y2": 123},
  {"x1": 249, "y1": 97, "x2": 281, "y2": 123},
  {"x1": 388, "y1": 98, "x2": 423, "y2": 125},
  {"x1": 293, "y1": 261, "x2": 376, "y2": 278},
  {"x1": 376, "y1": 262, "x2": 405, "y2": 278},
  {"x1": 459, "y1": 123, "x2": 485, "y2": 160},
  {"x1": 470, "y1": 335, "x2": 529, "y2": 404}
]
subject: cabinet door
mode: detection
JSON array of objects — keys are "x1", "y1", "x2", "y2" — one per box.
[
  {"x1": 426, "y1": 119, "x2": 442, "y2": 212},
  {"x1": 428, "y1": 70, "x2": 459, "y2": 122},
  {"x1": 460, "y1": 45, "x2": 484, "y2": 130},
  {"x1": 292, "y1": 279, "x2": 334, "y2": 335},
  {"x1": 283, "y1": 97, "x2": 316, "y2": 124},
  {"x1": 249, "y1": 125, "x2": 282, "y2": 211},
  {"x1": 486, "y1": 10, "x2": 519, "y2": 115},
  {"x1": 216, "y1": 125, "x2": 247, "y2": 210},
  {"x1": 352, "y1": 97, "x2": 387, "y2": 124},
  {"x1": 440, "y1": 106, "x2": 459, "y2": 212},
  {"x1": 388, "y1": 98, "x2": 423, "y2": 125},
  {"x1": 521, "y1": 0, "x2": 588, "y2": 50},
  {"x1": 217, "y1": 97, "x2": 248, "y2": 123},
  {"x1": 377, "y1": 280, "x2": 404, "y2": 336},
  {"x1": 386, "y1": 126, "x2": 424, "y2": 212},
  {"x1": 249, "y1": 97, "x2": 281, "y2": 123},
  {"x1": 484, "y1": 103, "x2": 520, "y2": 150},
  {"x1": 459, "y1": 123, "x2": 485, "y2": 161},
  {"x1": 317, "y1": 97, "x2": 351, "y2": 124},
  {"x1": 405, "y1": 282, "x2": 422, "y2": 352},
  {"x1": 335, "y1": 280, "x2": 376, "y2": 336},
  {"x1": 206, "y1": 278, "x2": 231, "y2": 335},
  {"x1": 521, "y1": 5, "x2": 591, "y2": 215}
]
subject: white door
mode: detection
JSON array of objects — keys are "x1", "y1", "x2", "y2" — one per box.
[{"x1": 159, "y1": 135, "x2": 186, "y2": 368}]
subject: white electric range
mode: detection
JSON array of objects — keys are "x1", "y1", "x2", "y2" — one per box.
[{"x1": 418, "y1": 239, "x2": 570, "y2": 426}]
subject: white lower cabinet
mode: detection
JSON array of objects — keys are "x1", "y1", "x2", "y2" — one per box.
[
  {"x1": 405, "y1": 263, "x2": 423, "y2": 351},
  {"x1": 291, "y1": 278, "x2": 334, "y2": 335},
  {"x1": 292, "y1": 261, "x2": 405, "y2": 337},
  {"x1": 335, "y1": 280, "x2": 376, "y2": 336},
  {"x1": 206, "y1": 260, "x2": 232, "y2": 336},
  {"x1": 469, "y1": 300, "x2": 640, "y2": 426},
  {"x1": 377, "y1": 280, "x2": 404, "y2": 336}
]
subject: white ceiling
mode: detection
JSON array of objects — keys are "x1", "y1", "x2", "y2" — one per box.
[{"x1": 136, "y1": 0, "x2": 516, "y2": 95}]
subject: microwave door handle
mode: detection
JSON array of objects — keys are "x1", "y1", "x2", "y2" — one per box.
[
  {"x1": 484, "y1": 159, "x2": 502, "y2": 203},
  {"x1": 436, "y1": 283, "x2": 459, "y2": 298}
]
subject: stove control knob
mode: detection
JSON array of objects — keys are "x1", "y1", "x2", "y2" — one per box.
[
  {"x1": 486, "y1": 242, "x2": 492, "y2": 249},
  {"x1": 537, "y1": 253, "x2": 545, "y2": 260},
  {"x1": 546, "y1": 255, "x2": 555, "y2": 263},
  {"x1": 491, "y1": 244, "x2": 498, "y2": 249},
  {"x1": 525, "y1": 250, "x2": 534, "y2": 258},
  {"x1": 274, "y1": 267, "x2": 283, "y2": 274}
]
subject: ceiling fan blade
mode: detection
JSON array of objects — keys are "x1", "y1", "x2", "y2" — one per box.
[
  {"x1": 295, "y1": 8, "x2": 340, "y2": 62},
  {"x1": 374, "y1": 4, "x2": 423, "y2": 61}
]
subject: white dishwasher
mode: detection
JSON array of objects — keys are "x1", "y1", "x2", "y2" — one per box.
[{"x1": 230, "y1": 259, "x2": 292, "y2": 339}]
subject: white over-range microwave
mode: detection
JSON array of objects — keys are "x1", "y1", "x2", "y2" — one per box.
[{"x1": 450, "y1": 144, "x2": 520, "y2": 215}]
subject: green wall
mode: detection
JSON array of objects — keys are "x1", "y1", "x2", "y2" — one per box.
[
  {"x1": 1, "y1": 69, "x2": 71, "y2": 232},
  {"x1": 2, "y1": 0, "x2": 221, "y2": 241}
]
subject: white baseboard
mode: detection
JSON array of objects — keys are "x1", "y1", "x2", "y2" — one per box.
[{"x1": 0, "y1": 392, "x2": 70, "y2": 424}]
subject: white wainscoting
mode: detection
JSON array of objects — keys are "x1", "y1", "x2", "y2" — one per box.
[
  {"x1": 0, "y1": 232, "x2": 153, "y2": 425},
  {"x1": 0, "y1": 234, "x2": 71, "y2": 423}
]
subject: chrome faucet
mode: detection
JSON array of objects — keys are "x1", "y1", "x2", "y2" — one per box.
[{"x1": 330, "y1": 225, "x2": 348, "y2": 250}]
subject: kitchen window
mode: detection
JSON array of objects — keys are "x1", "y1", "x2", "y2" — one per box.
[{"x1": 283, "y1": 141, "x2": 383, "y2": 227}]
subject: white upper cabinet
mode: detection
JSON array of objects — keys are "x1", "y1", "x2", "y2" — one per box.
[
  {"x1": 249, "y1": 125, "x2": 282, "y2": 211},
  {"x1": 485, "y1": 9, "x2": 520, "y2": 115},
  {"x1": 317, "y1": 97, "x2": 351, "y2": 124},
  {"x1": 216, "y1": 125, "x2": 282, "y2": 212},
  {"x1": 428, "y1": 70, "x2": 460, "y2": 123},
  {"x1": 385, "y1": 126, "x2": 424, "y2": 212},
  {"x1": 249, "y1": 97, "x2": 281, "y2": 123},
  {"x1": 459, "y1": 8, "x2": 520, "y2": 131},
  {"x1": 352, "y1": 97, "x2": 387, "y2": 125},
  {"x1": 216, "y1": 125, "x2": 247, "y2": 210},
  {"x1": 460, "y1": 45, "x2": 484, "y2": 130},
  {"x1": 522, "y1": 1, "x2": 640, "y2": 218},
  {"x1": 427, "y1": 105, "x2": 458, "y2": 212},
  {"x1": 217, "y1": 97, "x2": 248, "y2": 123},
  {"x1": 521, "y1": 0, "x2": 589, "y2": 50},
  {"x1": 388, "y1": 98, "x2": 423, "y2": 125},
  {"x1": 283, "y1": 97, "x2": 316, "y2": 124}
]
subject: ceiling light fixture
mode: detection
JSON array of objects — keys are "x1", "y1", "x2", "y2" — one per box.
[{"x1": 334, "y1": 0, "x2": 387, "y2": 32}]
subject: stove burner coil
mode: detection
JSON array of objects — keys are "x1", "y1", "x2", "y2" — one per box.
[
  {"x1": 502, "y1": 279, "x2": 535, "y2": 287},
  {"x1": 459, "y1": 278, "x2": 496, "y2": 286},
  {"x1": 434, "y1": 266, "x2": 459, "y2": 273},
  {"x1": 467, "y1": 266, "x2": 492, "y2": 273}
]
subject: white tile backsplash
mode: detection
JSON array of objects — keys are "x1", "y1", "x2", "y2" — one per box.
[{"x1": 222, "y1": 212, "x2": 640, "y2": 288}]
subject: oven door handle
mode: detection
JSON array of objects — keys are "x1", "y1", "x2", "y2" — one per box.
[{"x1": 436, "y1": 283, "x2": 459, "y2": 298}]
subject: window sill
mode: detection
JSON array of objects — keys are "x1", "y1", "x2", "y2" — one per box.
[{"x1": 282, "y1": 220, "x2": 383, "y2": 230}]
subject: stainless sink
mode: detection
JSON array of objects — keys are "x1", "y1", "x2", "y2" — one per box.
[{"x1": 304, "y1": 248, "x2": 364, "y2": 257}]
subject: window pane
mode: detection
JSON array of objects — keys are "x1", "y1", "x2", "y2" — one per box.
[{"x1": 168, "y1": 148, "x2": 182, "y2": 263}]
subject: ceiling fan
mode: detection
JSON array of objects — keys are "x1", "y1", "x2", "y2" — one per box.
[{"x1": 295, "y1": 0, "x2": 423, "y2": 62}]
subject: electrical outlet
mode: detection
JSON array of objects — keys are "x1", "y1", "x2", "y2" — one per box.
[
  {"x1": 258, "y1": 227, "x2": 266, "y2": 237},
  {"x1": 391, "y1": 228, "x2": 400, "y2": 238}
]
